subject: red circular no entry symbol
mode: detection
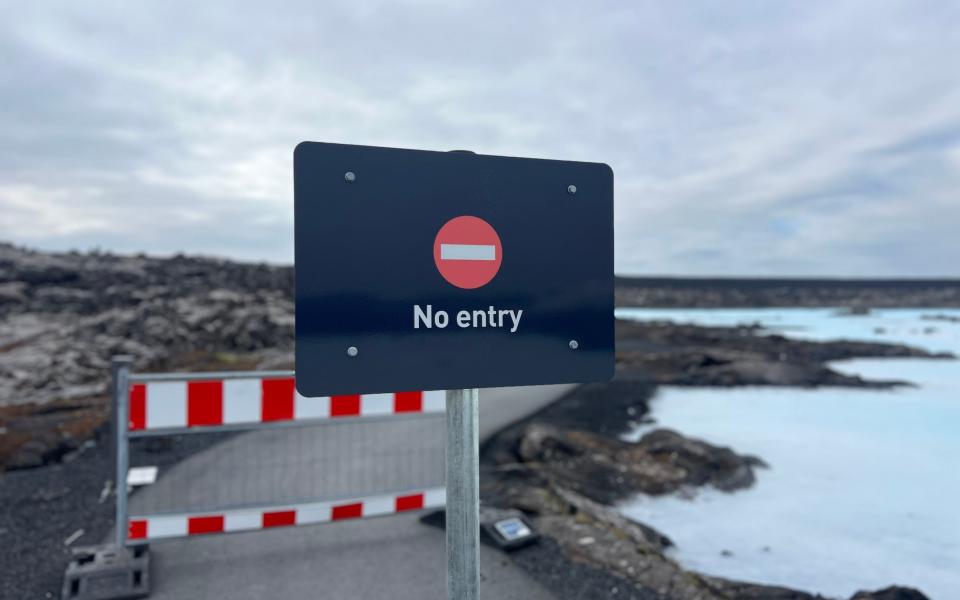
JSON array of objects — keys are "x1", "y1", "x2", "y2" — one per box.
[{"x1": 433, "y1": 216, "x2": 502, "y2": 289}]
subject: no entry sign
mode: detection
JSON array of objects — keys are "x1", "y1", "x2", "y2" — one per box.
[
  {"x1": 294, "y1": 142, "x2": 613, "y2": 396},
  {"x1": 433, "y1": 216, "x2": 502, "y2": 289}
]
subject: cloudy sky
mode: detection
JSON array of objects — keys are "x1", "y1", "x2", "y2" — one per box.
[{"x1": 1, "y1": 1, "x2": 958, "y2": 276}]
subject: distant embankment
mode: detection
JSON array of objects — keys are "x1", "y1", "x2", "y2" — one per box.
[{"x1": 615, "y1": 276, "x2": 960, "y2": 308}]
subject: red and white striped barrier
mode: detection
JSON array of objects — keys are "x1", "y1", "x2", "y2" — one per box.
[
  {"x1": 127, "y1": 377, "x2": 444, "y2": 432},
  {"x1": 127, "y1": 487, "x2": 445, "y2": 542},
  {"x1": 127, "y1": 488, "x2": 446, "y2": 542}
]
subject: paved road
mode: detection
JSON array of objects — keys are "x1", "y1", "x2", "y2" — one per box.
[{"x1": 128, "y1": 385, "x2": 572, "y2": 599}]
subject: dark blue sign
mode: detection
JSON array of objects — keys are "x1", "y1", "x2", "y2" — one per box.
[{"x1": 294, "y1": 142, "x2": 613, "y2": 396}]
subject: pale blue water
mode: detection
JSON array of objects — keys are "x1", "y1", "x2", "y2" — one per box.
[{"x1": 616, "y1": 308, "x2": 960, "y2": 599}]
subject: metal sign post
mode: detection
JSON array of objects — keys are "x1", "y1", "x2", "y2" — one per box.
[
  {"x1": 111, "y1": 355, "x2": 133, "y2": 547},
  {"x1": 445, "y1": 388, "x2": 480, "y2": 600}
]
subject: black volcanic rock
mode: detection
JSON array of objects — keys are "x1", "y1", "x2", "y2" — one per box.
[
  {"x1": 477, "y1": 353, "x2": 945, "y2": 599},
  {"x1": 615, "y1": 276, "x2": 960, "y2": 308},
  {"x1": 0, "y1": 243, "x2": 292, "y2": 318},
  {"x1": 850, "y1": 587, "x2": 930, "y2": 600},
  {"x1": 615, "y1": 319, "x2": 952, "y2": 388},
  {"x1": 0, "y1": 244, "x2": 294, "y2": 406},
  {"x1": 2, "y1": 243, "x2": 942, "y2": 599},
  {"x1": 0, "y1": 243, "x2": 295, "y2": 469},
  {"x1": 497, "y1": 424, "x2": 765, "y2": 504}
]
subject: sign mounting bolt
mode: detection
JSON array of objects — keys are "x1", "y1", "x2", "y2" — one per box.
[
  {"x1": 344, "y1": 171, "x2": 356, "y2": 183},
  {"x1": 568, "y1": 340, "x2": 579, "y2": 350},
  {"x1": 567, "y1": 184, "x2": 577, "y2": 194},
  {"x1": 347, "y1": 346, "x2": 359, "y2": 357}
]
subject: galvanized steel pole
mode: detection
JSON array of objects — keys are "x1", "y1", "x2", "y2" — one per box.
[
  {"x1": 112, "y1": 356, "x2": 133, "y2": 547},
  {"x1": 445, "y1": 388, "x2": 480, "y2": 600}
]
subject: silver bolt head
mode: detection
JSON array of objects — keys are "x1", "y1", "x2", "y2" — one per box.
[
  {"x1": 567, "y1": 184, "x2": 577, "y2": 194},
  {"x1": 344, "y1": 171, "x2": 356, "y2": 183},
  {"x1": 568, "y1": 340, "x2": 579, "y2": 350},
  {"x1": 347, "y1": 346, "x2": 359, "y2": 357}
]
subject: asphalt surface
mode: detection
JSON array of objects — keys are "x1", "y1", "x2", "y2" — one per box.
[{"x1": 126, "y1": 385, "x2": 572, "y2": 600}]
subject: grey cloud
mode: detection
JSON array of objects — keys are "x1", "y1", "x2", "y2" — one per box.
[{"x1": 1, "y1": 0, "x2": 958, "y2": 275}]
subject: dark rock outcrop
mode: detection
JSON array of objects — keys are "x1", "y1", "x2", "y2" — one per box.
[
  {"x1": 482, "y1": 475, "x2": 838, "y2": 600},
  {"x1": 850, "y1": 587, "x2": 930, "y2": 600},
  {"x1": 496, "y1": 424, "x2": 765, "y2": 504},
  {"x1": 0, "y1": 244, "x2": 294, "y2": 407},
  {"x1": 922, "y1": 313, "x2": 960, "y2": 323},
  {"x1": 616, "y1": 320, "x2": 952, "y2": 388},
  {"x1": 0, "y1": 243, "x2": 294, "y2": 469},
  {"x1": 2, "y1": 243, "x2": 940, "y2": 598},
  {"x1": 479, "y1": 379, "x2": 936, "y2": 600},
  {"x1": 615, "y1": 276, "x2": 960, "y2": 308}
]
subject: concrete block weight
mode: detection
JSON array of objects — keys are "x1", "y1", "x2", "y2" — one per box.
[{"x1": 61, "y1": 544, "x2": 150, "y2": 600}]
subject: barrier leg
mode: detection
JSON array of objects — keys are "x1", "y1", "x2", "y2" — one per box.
[
  {"x1": 445, "y1": 388, "x2": 480, "y2": 600},
  {"x1": 111, "y1": 356, "x2": 133, "y2": 547}
]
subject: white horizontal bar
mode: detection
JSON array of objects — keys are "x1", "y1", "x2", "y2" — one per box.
[
  {"x1": 130, "y1": 370, "x2": 294, "y2": 383},
  {"x1": 440, "y1": 244, "x2": 496, "y2": 261}
]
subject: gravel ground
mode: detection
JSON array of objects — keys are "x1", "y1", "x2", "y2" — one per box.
[
  {"x1": 504, "y1": 537, "x2": 661, "y2": 600},
  {"x1": 0, "y1": 430, "x2": 236, "y2": 599},
  {"x1": 0, "y1": 437, "x2": 114, "y2": 600}
]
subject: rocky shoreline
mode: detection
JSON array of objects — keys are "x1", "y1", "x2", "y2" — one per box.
[
  {"x1": 615, "y1": 276, "x2": 960, "y2": 308},
  {"x1": 0, "y1": 243, "x2": 295, "y2": 469},
  {"x1": 615, "y1": 319, "x2": 952, "y2": 388},
  {"x1": 1, "y1": 243, "x2": 955, "y2": 598},
  {"x1": 472, "y1": 319, "x2": 950, "y2": 600},
  {"x1": 478, "y1": 398, "x2": 932, "y2": 600},
  {"x1": 0, "y1": 243, "x2": 954, "y2": 470}
]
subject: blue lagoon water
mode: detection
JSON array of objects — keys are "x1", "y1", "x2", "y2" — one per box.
[{"x1": 615, "y1": 308, "x2": 960, "y2": 599}]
